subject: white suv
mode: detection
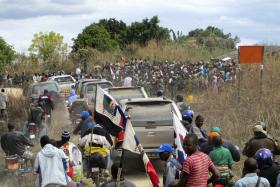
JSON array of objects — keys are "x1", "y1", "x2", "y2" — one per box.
[{"x1": 48, "y1": 75, "x2": 76, "y2": 98}]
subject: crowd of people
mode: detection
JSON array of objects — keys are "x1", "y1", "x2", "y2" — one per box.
[
  {"x1": 0, "y1": 57, "x2": 237, "y2": 98},
  {"x1": 103, "y1": 58, "x2": 237, "y2": 97},
  {"x1": 158, "y1": 113, "x2": 280, "y2": 187}
]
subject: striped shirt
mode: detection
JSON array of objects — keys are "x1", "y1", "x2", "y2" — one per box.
[{"x1": 183, "y1": 151, "x2": 213, "y2": 187}]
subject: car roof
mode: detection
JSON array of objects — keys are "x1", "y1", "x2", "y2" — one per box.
[
  {"x1": 77, "y1": 79, "x2": 99, "y2": 83},
  {"x1": 83, "y1": 80, "x2": 112, "y2": 85},
  {"x1": 30, "y1": 81, "x2": 58, "y2": 86},
  {"x1": 108, "y1": 86, "x2": 142, "y2": 90},
  {"x1": 120, "y1": 97, "x2": 173, "y2": 105},
  {"x1": 49, "y1": 75, "x2": 74, "y2": 78}
]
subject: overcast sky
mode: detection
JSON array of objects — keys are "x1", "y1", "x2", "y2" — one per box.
[{"x1": 0, "y1": 0, "x2": 279, "y2": 53}]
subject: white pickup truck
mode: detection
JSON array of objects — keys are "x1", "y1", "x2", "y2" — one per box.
[{"x1": 48, "y1": 75, "x2": 76, "y2": 99}]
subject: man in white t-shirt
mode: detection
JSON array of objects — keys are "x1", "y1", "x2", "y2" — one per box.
[
  {"x1": 123, "y1": 76, "x2": 132, "y2": 87},
  {"x1": 0, "y1": 89, "x2": 8, "y2": 118}
]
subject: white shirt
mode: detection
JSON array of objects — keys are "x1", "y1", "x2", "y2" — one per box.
[
  {"x1": 234, "y1": 173, "x2": 270, "y2": 187},
  {"x1": 123, "y1": 76, "x2": 132, "y2": 87},
  {"x1": 0, "y1": 92, "x2": 8, "y2": 109},
  {"x1": 78, "y1": 133, "x2": 111, "y2": 149},
  {"x1": 34, "y1": 144, "x2": 68, "y2": 187},
  {"x1": 33, "y1": 75, "x2": 37, "y2": 83}
]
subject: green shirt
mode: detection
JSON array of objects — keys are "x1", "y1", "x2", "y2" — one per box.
[{"x1": 209, "y1": 146, "x2": 234, "y2": 166}]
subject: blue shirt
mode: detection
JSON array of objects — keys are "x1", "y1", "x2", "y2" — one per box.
[
  {"x1": 234, "y1": 173, "x2": 270, "y2": 187},
  {"x1": 164, "y1": 156, "x2": 182, "y2": 187}
]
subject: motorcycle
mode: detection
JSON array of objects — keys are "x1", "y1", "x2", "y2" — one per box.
[
  {"x1": 72, "y1": 114, "x2": 82, "y2": 126},
  {"x1": 212, "y1": 166, "x2": 234, "y2": 187},
  {"x1": 25, "y1": 112, "x2": 49, "y2": 141},
  {"x1": 26, "y1": 123, "x2": 39, "y2": 142},
  {"x1": 5, "y1": 146, "x2": 32, "y2": 174},
  {"x1": 86, "y1": 152, "x2": 109, "y2": 187},
  {"x1": 5, "y1": 155, "x2": 25, "y2": 172}
]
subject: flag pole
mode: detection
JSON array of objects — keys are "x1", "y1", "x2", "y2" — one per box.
[
  {"x1": 116, "y1": 148, "x2": 124, "y2": 187},
  {"x1": 89, "y1": 85, "x2": 98, "y2": 161},
  {"x1": 92, "y1": 85, "x2": 100, "y2": 130},
  {"x1": 116, "y1": 115, "x2": 128, "y2": 187}
]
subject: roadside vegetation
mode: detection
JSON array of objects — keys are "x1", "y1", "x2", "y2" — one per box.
[{"x1": 1, "y1": 16, "x2": 239, "y2": 73}]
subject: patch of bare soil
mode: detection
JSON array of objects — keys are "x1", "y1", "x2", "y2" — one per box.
[{"x1": 0, "y1": 100, "x2": 72, "y2": 187}]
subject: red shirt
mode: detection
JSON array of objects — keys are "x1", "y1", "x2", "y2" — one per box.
[{"x1": 183, "y1": 151, "x2": 213, "y2": 187}]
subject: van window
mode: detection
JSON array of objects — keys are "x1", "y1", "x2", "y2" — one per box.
[
  {"x1": 54, "y1": 76, "x2": 74, "y2": 84},
  {"x1": 127, "y1": 102, "x2": 173, "y2": 127},
  {"x1": 85, "y1": 82, "x2": 112, "y2": 94},
  {"x1": 109, "y1": 88, "x2": 145, "y2": 102},
  {"x1": 32, "y1": 83, "x2": 58, "y2": 94}
]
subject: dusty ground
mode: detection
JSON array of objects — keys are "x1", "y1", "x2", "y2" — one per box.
[
  {"x1": 50, "y1": 101, "x2": 164, "y2": 187},
  {"x1": 0, "y1": 87, "x2": 164, "y2": 187}
]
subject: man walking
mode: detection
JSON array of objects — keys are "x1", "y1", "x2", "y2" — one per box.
[
  {"x1": 234, "y1": 158, "x2": 270, "y2": 187},
  {"x1": 34, "y1": 135, "x2": 68, "y2": 187},
  {"x1": 243, "y1": 125, "x2": 280, "y2": 157},
  {"x1": 156, "y1": 144, "x2": 182, "y2": 187},
  {"x1": 171, "y1": 134, "x2": 220, "y2": 187},
  {"x1": 0, "y1": 88, "x2": 8, "y2": 118}
]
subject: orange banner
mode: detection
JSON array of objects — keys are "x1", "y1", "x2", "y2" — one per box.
[{"x1": 239, "y1": 46, "x2": 264, "y2": 64}]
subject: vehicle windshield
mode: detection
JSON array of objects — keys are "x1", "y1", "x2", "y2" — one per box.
[
  {"x1": 54, "y1": 76, "x2": 74, "y2": 84},
  {"x1": 127, "y1": 102, "x2": 173, "y2": 127},
  {"x1": 109, "y1": 88, "x2": 145, "y2": 102},
  {"x1": 32, "y1": 83, "x2": 58, "y2": 95},
  {"x1": 86, "y1": 82, "x2": 112, "y2": 93}
]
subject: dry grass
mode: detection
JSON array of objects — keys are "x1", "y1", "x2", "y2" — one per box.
[
  {"x1": 188, "y1": 54, "x2": 280, "y2": 178},
  {"x1": 126, "y1": 40, "x2": 229, "y2": 62},
  {"x1": 7, "y1": 94, "x2": 29, "y2": 124},
  {"x1": 6, "y1": 40, "x2": 230, "y2": 75}
]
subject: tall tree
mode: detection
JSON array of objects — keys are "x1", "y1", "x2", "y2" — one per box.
[
  {"x1": 98, "y1": 18, "x2": 127, "y2": 42},
  {"x1": 28, "y1": 31, "x2": 68, "y2": 66},
  {"x1": 72, "y1": 24, "x2": 119, "y2": 52},
  {"x1": 0, "y1": 36, "x2": 16, "y2": 67},
  {"x1": 187, "y1": 26, "x2": 240, "y2": 50},
  {"x1": 124, "y1": 16, "x2": 170, "y2": 45}
]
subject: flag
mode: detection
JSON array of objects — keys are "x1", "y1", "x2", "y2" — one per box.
[
  {"x1": 94, "y1": 86, "x2": 126, "y2": 136},
  {"x1": 122, "y1": 119, "x2": 160, "y2": 187},
  {"x1": 173, "y1": 113, "x2": 187, "y2": 165}
]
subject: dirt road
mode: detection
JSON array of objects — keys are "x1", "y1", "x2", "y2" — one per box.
[
  {"x1": 51, "y1": 102, "x2": 164, "y2": 186},
  {"x1": 0, "y1": 95, "x2": 164, "y2": 187},
  {"x1": 126, "y1": 161, "x2": 164, "y2": 187}
]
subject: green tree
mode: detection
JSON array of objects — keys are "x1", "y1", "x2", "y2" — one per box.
[
  {"x1": 72, "y1": 24, "x2": 119, "y2": 52},
  {"x1": 98, "y1": 18, "x2": 127, "y2": 43},
  {"x1": 123, "y1": 16, "x2": 170, "y2": 46},
  {"x1": 28, "y1": 31, "x2": 68, "y2": 65},
  {"x1": 187, "y1": 26, "x2": 240, "y2": 50},
  {"x1": 170, "y1": 29, "x2": 186, "y2": 43},
  {"x1": 0, "y1": 37, "x2": 16, "y2": 67}
]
